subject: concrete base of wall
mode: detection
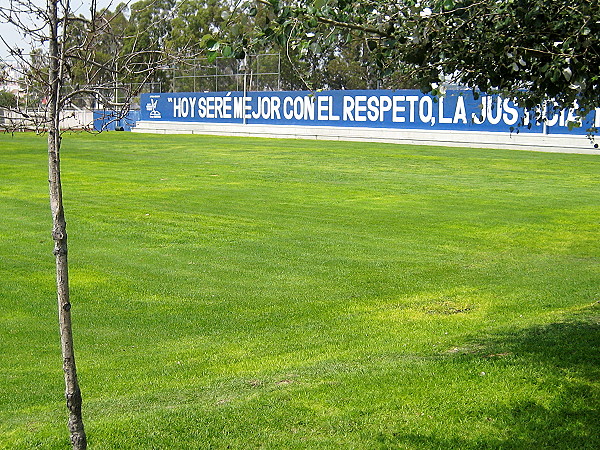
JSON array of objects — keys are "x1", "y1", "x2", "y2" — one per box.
[{"x1": 132, "y1": 121, "x2": 600, "y2": 155}]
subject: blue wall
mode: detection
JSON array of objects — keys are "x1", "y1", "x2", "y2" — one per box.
[
  {"x1": 138, "y1": 89, "x2": 599, "y2": 135},
  {"x1": 94, "y1": 110, "x2": 140, "y2": 131}
]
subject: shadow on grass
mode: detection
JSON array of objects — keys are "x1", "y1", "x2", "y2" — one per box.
[{"x1": 385, "y1": 307, "x2": 600, "y2": 449}]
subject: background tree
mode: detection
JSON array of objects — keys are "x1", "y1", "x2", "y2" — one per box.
[
  {"x1": 281, "y1": 34, "x2": 420, "y2": 90},
  {"x1": 121, "y1": 0, "x2": 176, "y2": 90},
  {"x1": 0, "y1": 90, "x2": 18, "y2": 108},
  {"x1": 210, "y1": 0, "x2": 420, "y2": 91},
  {"x1": 167, "y1": 0, "x2": 228, "y2": 91},
  {"x1": 65, "y1": 3, "x2": 130, "y2": 106},
  {"x1": 0, "y1": 62, "x2": 20, "y2": 109},
  {"x1": 168, "y1": 0, "x2": 225, "y2": 54}
]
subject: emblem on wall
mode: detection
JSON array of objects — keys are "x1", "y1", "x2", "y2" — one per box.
[{"x1": 146, "y1": 97, "x2": 161, "y2": 119}]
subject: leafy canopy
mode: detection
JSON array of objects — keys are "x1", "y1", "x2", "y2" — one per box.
[{"x1": 213, "y1": 0, "x2": 599, "y2": 117}]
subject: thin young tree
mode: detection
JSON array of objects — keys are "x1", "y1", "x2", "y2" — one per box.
[
  {"x1": 0, "y1": 1, "x2": 88, "y2": 446},
  {"x1": 0, "y1": 1, "x2": 187, "y2": 447},
  {"x1": 47, "y1": 0, "x2": 87, "y2": 446}
]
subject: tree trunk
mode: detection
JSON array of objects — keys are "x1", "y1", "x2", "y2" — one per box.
[
  {"x1": 48, "y1": 133, "x2": 87, "y2": 449},
  {"x1": 47, "y1": 1, "x2": 87, "y2": 448}
]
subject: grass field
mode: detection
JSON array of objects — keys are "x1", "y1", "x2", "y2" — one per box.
[{"x1": 0, "y1": 131, "x2": 599, "y2": 449}]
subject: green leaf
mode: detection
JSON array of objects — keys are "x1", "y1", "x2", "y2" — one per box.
[
  {"x1": 207, "y1": 51, "x2": 218, "y2": 63},
  {"x1": 201, "y1": 34, "x2": 215, "y2": 44},
  {"x1": 443, "y1": 0, "x2": 455, "y2": 11},
  {"x1": 207, "y1": 40, "x2": 220, "y2": 52},
  {"x1": 222, "y1": 45, "x2": 233, "y2": 57}
]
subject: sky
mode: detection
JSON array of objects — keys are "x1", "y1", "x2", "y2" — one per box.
[{"x1": 0, "y1": 0, "x2": 122, "y2": 62}]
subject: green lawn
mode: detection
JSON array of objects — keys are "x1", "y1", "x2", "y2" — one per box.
[{"x1": 0, "y1": 132, "x2": 598, "y2": 449}]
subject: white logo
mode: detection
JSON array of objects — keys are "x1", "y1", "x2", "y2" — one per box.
[{"x1": 146, "y1": 98, "x2": 161, "y2": 119}]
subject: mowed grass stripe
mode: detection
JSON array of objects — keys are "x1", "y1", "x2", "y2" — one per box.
[{"x1": 0, "y1": 132, "x2": 598, "y2": 449}]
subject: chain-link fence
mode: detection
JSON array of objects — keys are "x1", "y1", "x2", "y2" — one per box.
[{"x1": 171, "y1": 54, "x2": 281, "y2": 93}]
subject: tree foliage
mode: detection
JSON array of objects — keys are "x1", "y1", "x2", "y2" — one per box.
[
  {"x1": 66, "y1": 4, "x2": 130, "y2": 87},
  {"x1": 169, "y1": 0, "x2": 225, "y2": 54},
  {"x1": 121, "y1": 0, "x2": 176, "y2": 87},
  {"x1": 0, "y1": 90, "x2": 17, "y2": 108},
  {"x1": 213, "y1": 0, "x2": 599, "y2": 117},
  {"x1": 5, "y1": 1, "x2": 598, "y2": 111},
  {"x1": 412, "y1": 0, "x2": 600, "y2": 113}
]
